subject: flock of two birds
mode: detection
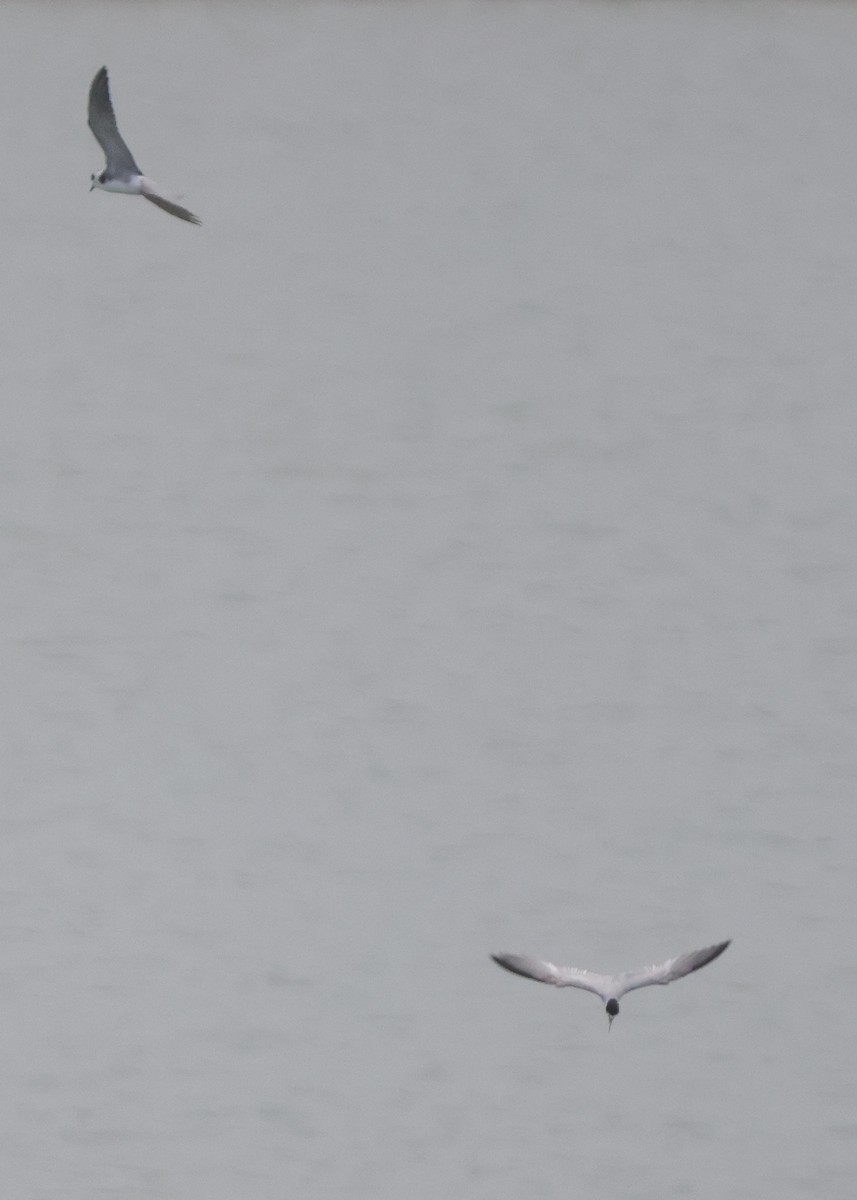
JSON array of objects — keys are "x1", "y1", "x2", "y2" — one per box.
[{"x1": 89, "y1": 69, "x2": 731, "y2": 1034}]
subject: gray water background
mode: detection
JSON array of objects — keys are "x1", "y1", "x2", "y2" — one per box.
[{"x1": 1, "y1": 1, "x2": 856, "y2": 1196}]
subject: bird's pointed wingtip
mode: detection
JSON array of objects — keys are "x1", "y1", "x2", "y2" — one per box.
[
  {"x1": 89, "y1": 66, "x2": 109, "y2": 103},
  {"x1": 491, "y1": 952, "x2": 525, "y2": 974},
  {"x1": 705, "y1": 939, "x2": 731, "y2": 964}
]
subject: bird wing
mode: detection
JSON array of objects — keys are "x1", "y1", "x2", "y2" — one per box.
[
  {"x1": 615, "y1": 940, "x2": 731, "y2": 997},
  {"x1": 88, "y1": 67, "x2": 141, "y2": 174},
  {"x1": 139, "y1": 178, "x2": 202, "y2": 225},
  {"x1": 492, "y1": 953, "x2": 611, "y2": 1000}
]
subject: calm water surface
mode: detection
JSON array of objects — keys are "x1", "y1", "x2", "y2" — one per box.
[{"x1": 0, "y1": 2, "x2": 856, "y2": 1197}]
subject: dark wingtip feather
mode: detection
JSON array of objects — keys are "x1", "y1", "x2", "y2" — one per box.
[
  {"x1": 89, "y1": 66, "x2": 109, "y2": 97},
  {"x1": 491, "y1": 953, "x2": 532, "y2": 980},
  {"x1": 88, "y1": 66, "x2": 112, "y2": 126},
  {"x1": 695, "y1": 940, "x2": 731, "y2": 971}
]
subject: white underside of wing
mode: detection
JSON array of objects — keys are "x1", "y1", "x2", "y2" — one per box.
[
  {"x1": 492, "y1": 953, "x2": 612, "y2": 1000},
  {"x1": 615, "y1": 941, "x2": 731, "y2": 997}
]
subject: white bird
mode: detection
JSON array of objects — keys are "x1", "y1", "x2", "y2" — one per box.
[
  {"x1": 492, "y1": 940, "x2": 730, "y2": 1029},
  {"x1": 88, "y1": 67, "x2": 201, "y2": 225}
]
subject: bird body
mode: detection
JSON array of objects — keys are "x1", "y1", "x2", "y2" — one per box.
[
  {"x1": 93, "y1": 173, "x2": 142, "y2": 195},
  {"x1": 492, "y1": 940, "x2": 730, "y2": 1028},
  {"x1": 88, "y1": 67, "x2": 201, "y2": 225}
]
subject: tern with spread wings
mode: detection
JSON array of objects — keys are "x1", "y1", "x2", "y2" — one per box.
[
  {"x1": 88, "y1": 67, "x2": 201, "y2": 225},
  {"x1": 492, "y1": 940, "x2": 730, "y2": 1028}
]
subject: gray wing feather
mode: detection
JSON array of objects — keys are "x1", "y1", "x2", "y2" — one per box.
[
  {"x1": 492, "y1": 953, "x2": 611, "y2": 1000},
  {"x1": 88, "y1": 67, "x2": 141, "y2": 175},
  {"x1": 616, "y1": 940, "x2": 731, "y2": 997},
  {"x1": 140, "y1": 186, "x2": 202, "y2": 225}
]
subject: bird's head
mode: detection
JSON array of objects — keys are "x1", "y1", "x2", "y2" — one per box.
[
  {"x1": 90, "y1": 171, "x2": 105, "y2": 191},
  {"x1": 606, "y1": 998, "x2": 619, "y2": 1030}
]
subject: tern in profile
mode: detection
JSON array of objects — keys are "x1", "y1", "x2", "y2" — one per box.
[
  {"x1": 492, "y1": 940, "x2": 730, "y2": 1029},
  {"x1": 88, "y1": 67, "x2": 201, "y2": 225}
]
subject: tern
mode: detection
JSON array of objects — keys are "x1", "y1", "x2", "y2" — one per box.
[
  {"x1": 88, "y1": 67, "x2": 201, "y2": 225},
  {"x1": 492, "y1": 939, "x2": 730, "y2": 1029}
]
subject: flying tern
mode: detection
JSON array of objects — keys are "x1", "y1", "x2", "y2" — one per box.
[
  {"x1": 492, "y1": 939, "x2": 730, "y2": 1029},
  {"x1": 88, "y1": 67, "x2": 201, "y2": 225}
]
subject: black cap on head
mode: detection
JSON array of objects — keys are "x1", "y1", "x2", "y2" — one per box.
[{"x1": 606, "y1": 999, "x2": 619, "y2": 1016}]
